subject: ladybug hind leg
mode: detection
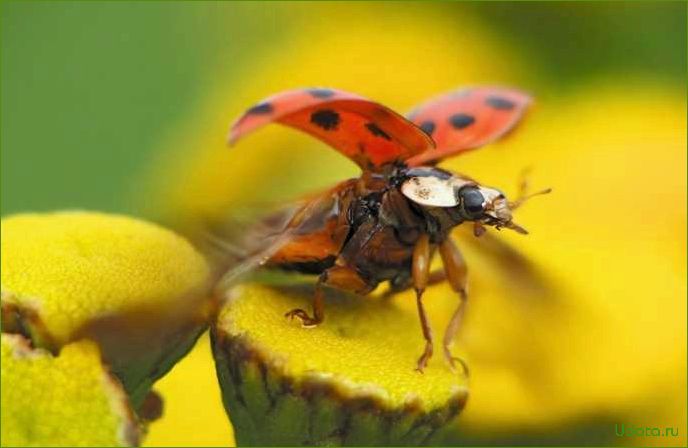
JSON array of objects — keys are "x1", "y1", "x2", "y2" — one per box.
[
  {"x1": 412, "y1": 234, "x2": 435, "y2": 373},
  {"x1": 284, "y1": 274, "x2": 325, "y2": 328},
  {"x1": 284, "y1": 262, "x2": 376, "y2": 328}
]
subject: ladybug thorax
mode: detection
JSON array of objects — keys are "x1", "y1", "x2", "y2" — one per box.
[{"x1": 399, "y1": 167, "x2": 475, "y2": 207}]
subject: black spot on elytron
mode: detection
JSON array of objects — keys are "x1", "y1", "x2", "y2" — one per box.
[
  {"x1": 485, "y1": 96, "x2": 516, "y2": 110},
  {"x1": 419, "y1": 121, "x2": 436, "y2": 136},
  {"x1": 310, "y1": 109, "x2": 340, "y2": 130},
  {"x1": 449, "y1": 113, "x2": 475, "y2": 129},
  {"x1": 247, "y1": 102, "x2": 273, "y2": 114},
  {"x1": 365, "y1": 123, "x2": 391, "y2": 140},
  {"x1": 307, "y1": 88, "x2": 335, "y2": 99}
]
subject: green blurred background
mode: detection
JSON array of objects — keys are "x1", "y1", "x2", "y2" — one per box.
[{"x1": 1, "y1": 1, "x2": 685, "y2": 216}]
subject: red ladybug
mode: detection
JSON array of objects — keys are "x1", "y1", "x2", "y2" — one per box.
[{"x1": 228, "y1": 87, "x2": 550, "y2": 373}]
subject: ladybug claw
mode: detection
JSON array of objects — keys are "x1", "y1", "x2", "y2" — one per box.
[
  {"x1": 415, "y1": 343, "x2": 433, "y2": 373},
  {"x1": 284, "y1": 308, "x2": 320, "y2": 328},
  {"x1": 443, "y1": 346, "x2": 469, "y2": 376}
]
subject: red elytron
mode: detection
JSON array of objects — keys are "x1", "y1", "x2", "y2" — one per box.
[{"x1": 228, "y1": 87, "x2": 549, "y2": 373}]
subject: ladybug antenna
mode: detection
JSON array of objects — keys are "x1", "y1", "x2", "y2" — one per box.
[{"x1": 509, "y1": 187, "x2": 552, "y2": 210}]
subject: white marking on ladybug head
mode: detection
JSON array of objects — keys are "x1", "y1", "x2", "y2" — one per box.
[
  {"x1": 479, "y1": 187, "x2": 512, "y2": 221},
  {"x1": 400, "y1": 168, "x2": 474, "y2": 207}
]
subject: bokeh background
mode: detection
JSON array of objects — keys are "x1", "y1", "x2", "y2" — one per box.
[{"x1": 2, "y1": 1, "x2": 686, "y2": 447}]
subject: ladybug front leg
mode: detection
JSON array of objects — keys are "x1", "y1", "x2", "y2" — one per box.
[
  {"x1": 412, "y1": 234, "x2": 435, "y2": 373},
  {"x1": 439, "y1": 238, "x2": 470, "y2": 375}
]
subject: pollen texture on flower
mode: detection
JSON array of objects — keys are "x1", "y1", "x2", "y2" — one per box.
[
  {"x1": 1, "y1": 334, "x2": 138, "y2": 447},
  {"x1": 1, "y1": 211, "x2": 211, "y2": 345}
]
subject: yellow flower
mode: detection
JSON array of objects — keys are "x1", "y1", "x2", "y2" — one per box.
[
  {"x1": 221, "y1": 283, "x2": 467, "y2": 410},
  {"x1": 1, "y1": 334, "x2": 138, "y2": 447},
  {"x1": 2, "y1": 211, "x2": 210, "y2": 344},
  {"x1": 1, "y1": 211, "x2": 212, "y2": 408},
  {"x1": 211, "y1": 283, "x2": 468, "y2": 446}
]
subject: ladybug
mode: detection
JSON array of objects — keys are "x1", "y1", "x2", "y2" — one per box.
[{"x1": 227, "y1": 87, "x2": 550, "y2": 373}]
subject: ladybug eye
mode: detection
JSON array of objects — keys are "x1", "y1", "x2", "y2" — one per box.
[{"x1": 458, "y1": 186, "x2": 485, "y2": 218}]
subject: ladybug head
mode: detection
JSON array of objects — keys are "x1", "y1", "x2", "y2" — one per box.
[{"x1": 399, "y1": 167, "x2": 532, "y2": 234}]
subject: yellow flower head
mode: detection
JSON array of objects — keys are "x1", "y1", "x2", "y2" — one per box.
[
  {"x1": 221, "y1": 283, "x2": 468, "y2": 410},
  {"x1": 1, "y1": 211, "x2": 210, "y2": 345},
  {"x1": 1, "y1": 334, "x2": 138, "y2": 447},
  {"x1": 1, "y1": 211, "x2": 213, "y2": 408}
]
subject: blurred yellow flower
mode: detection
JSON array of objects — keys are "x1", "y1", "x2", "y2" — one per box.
[
  {"x1": 143, "y1": 333, "x2": 234, "y2": 447},
  {"x1": 440, "y1": 80, "x2": 686, "y2": 446}
]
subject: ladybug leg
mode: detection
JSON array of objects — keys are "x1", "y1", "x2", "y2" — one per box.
[
  {"x1": 439, "y1": 238, "x2": 470, "y2": 375},
  {"x1": 321, "y1": 263, "x2": 375, "y2": 294},
  {"x1": 412, "y1": 234, "x2": 435, "y2": 373},
  {"x1": 285, "y1": 262, "x2": 375, "y2": 328},
  {"x1": 473, "y1": 221, "x2": 486, "y2": 237},
  {"x1": 284, "y1": 274, "x2": 325, "y2": 328}
]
